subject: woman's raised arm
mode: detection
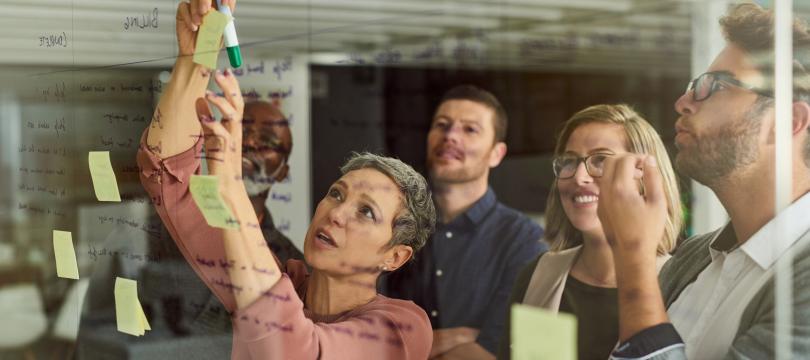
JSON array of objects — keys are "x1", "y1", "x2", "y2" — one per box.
[
  {"x1": 196, "y1": 69, "x2": 282, "y2": 309},
  {"x1": 146, "y1": 0, "x2": 236, "y2": 158}
]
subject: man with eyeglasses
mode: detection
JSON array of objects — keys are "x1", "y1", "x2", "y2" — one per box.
[
  {"x1": 596, "y1": 3, "x2": 810, "y2": 359},
  {"x1": 238, "y1": 101, "x2": 302, "y2": 261}
]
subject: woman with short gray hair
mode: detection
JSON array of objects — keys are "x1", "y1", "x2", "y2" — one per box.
[
  {"x1": 340, "y1": 152, "x2": 436, "y2": 254},
  {"x1": 141, "y1": 54, "x2": 436, "y2": 359}
]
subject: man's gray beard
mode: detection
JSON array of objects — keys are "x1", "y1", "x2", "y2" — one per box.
[
  {"x1": 244, "y1": 176, "x2": 272, "y2": 197},
  {"x1": 243, "y1": 158, "x2": 275, "y2": 197},
  {"x1": 675, "y1": 101, "x2": 769, "y2": 187}
]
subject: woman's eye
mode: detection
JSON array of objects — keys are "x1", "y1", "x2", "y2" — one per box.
[
  {"x1": 360, "y1": 206, "x2": 376, "y2": 221},
  {"x1": 328, "y1": 188, "x2": 342, "y2": 201},
  {"x1": 464, "y1": 126, "x2": 478, "y2": 134},
  {"x1": 590, "y1": 154, "x2": 613, "y2": 167}
]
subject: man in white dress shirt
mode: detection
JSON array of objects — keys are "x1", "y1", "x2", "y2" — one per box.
[{"x1": 595, "y1": 3, "x2": 810, "y2": 359}]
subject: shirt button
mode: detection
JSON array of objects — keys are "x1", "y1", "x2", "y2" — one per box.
[
  {"x1": 431, "y1": 310, "x2": 439, "y2": 317},
  {"x1": 436, "y1": 269, "x2": 443, "y2": 277},
  {"x1": 445, "y1": 231, "x2": 453, "y2": 238}
]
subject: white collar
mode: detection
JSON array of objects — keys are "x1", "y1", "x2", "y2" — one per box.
[
  {"x1": 707, "y1": 226, "x2": 734, "y2": 261},
  {"x1": 740, "y1": 191, "x2": 810, "y2": 269}
]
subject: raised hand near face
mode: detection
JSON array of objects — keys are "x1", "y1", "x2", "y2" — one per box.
[
  {"x1": 195, "y1": 68, "x2": 245, "y2": 193},
  {"x1": 194, "y1": 69, "x2": 282, "y2": 308},
  {"x1": 597, "y1": 154, "x2": 667, "y2": 258}
]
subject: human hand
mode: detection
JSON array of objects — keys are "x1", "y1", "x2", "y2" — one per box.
[
  {"x1": 176, "y1": 0, "x2": 236, "y2": 56},
  {"x1": 597, "y1": 154, "x2": 667, "y2": 257},
  {"x1": 195, "y1": 68, "x2": 245, "y2": 192}
]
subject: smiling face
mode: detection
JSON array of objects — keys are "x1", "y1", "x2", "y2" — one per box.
[
  {"x1": 241, "y1": 102, "x2": 292, "y2": 196},
  {"x1": 557, "y1": 122, "x2": 629, "y2": 236},
  {"x1": 673, "y1": 44, "x2": 772, "y2": 186},
  {"x1": 426, "y1": 99, "x2": 504, "y2": 185},
  {"x1": 303, "y1": 168, "x2": 405, "y2": 276}
]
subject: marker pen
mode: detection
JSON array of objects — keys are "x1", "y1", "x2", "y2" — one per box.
[{"x1": 217, "y1": 0, "x2": 242, "y2": 68}]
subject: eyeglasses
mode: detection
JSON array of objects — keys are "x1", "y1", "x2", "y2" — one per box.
[
  {"x1": 242, "y1": 128, "x2": 290, "y2": 156},
  {"x1": 552, "y1": 153, "x2": 610, "y2": 179},
  {"x1": 685, "y1": 71, "x2": 773, "y2": 102}
]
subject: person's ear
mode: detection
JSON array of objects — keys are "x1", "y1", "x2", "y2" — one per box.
[
  {"x1": 769, "y1": 101, "x2": 810, "y2": 146},
  {"x1": 381, "y1": 245, "x2": 413, "y2": 272},
  {"x1": 792, "y1": 101, "x2": 810, "y2": 136},
  {"x1": 488, "y1": 142, "x2": 507, "y2": 168}
]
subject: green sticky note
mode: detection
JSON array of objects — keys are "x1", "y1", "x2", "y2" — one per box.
[
  {"x1": 193, "y1": 11, "x2": 230, "y2": 69},
  {"x1": 88, "y1": 151, "x2": 121, "y2": 202},
  {"x1": 511, "y1": 304, "x2": 577, "y2": 360},
  {"x1": 114, "y1": 277, "x2": 148, "y2": 336},
  {"x1": 189, "y1": 175, "x2": 240, "y2": 229},
  {"x1": 53, "y1": 230, "x2": 79, "y2": 280}
]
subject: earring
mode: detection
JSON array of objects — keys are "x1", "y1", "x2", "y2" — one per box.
[{"x1": 379, "y1": 264, "x2": 388, "y2": 271}]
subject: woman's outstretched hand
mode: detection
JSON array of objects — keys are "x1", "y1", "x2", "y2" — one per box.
[
  {"x1": 195, "y1": 68, "x2": 282, "y2": 308},
  {"x1": 195, "y1": 68, "x2": 245, "y2": 197}
]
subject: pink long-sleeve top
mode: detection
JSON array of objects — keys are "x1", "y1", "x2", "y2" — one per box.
[{"x1": 137, "y1": 132, "x2": 432, "y2": 359}]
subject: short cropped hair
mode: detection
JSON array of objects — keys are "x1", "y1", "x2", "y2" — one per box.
[
  {"x1": 545, "y1": 104, "x2": 683, "y2": 256},
  {"x1": 720, "y1": 3, "x2": 810, "y2": 167},
  {"x1": 341, "y1": 152, "x2": 436, "y2": 255},
  {"x1": 439, "y1": 85, "x2": 508, "y2": 143}
]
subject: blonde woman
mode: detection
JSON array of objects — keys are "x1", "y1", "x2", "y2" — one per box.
[{"x1": 497, "y1": 104, "x2": 682, "y2": 360}]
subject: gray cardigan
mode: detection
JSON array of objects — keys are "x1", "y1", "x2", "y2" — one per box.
[{"x1": 642, "y1": 224, "x2": 810, "y2": 359}]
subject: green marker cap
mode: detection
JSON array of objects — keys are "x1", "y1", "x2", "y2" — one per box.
[{"x1": 227, "y1": 46, "x2": 242, "y2": 68}]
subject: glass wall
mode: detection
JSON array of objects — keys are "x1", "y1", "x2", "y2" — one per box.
[{"x1": 0, "y1": 0, "x2": 805, "y2": 359}]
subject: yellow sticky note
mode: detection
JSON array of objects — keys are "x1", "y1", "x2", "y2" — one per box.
[
  {"x1": 193, "y1": 11, "x2": 230, "y2": 69},
  {"x1": 114, "y1": 277, "x2": 149, "y2": 336},
  {"x1": 189, "y1": 175, "x2": 240, "y2": 229},
  {"x1": 511, "y1": 304, "x2": 577, "y2": 360},
  {"x1": 139, "y1": 300, "x2": 151, "y2": 331},
  {"x1": 53, "y1": 230, "x2": 79, "y2": 279},
  {"x1": 88, "y1": 151, "x2": 121, "y2": 202}
]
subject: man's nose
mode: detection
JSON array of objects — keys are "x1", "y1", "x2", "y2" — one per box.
[
  {"x1": 675, "y1": 91, "x2": 696, "y2": 116},
  {"x1": 443, "y1": 123, "x2": 462, "y2": 143}
]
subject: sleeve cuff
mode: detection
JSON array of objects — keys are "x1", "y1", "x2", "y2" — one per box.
[
  {"x1": 137, "y1": 128, "x2": 204, "y2": 184},
  {"x1": 612, "y1": 323, "x2": 683, "y2": 359}
]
